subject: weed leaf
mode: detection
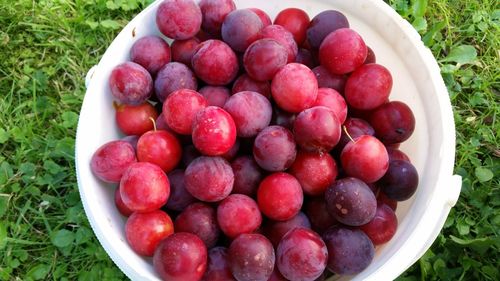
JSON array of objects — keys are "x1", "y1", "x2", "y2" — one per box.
[
  {"x1": 51, "y1": 229, "x2": 75, "y2": 248},
  {"x1": 475, "y1": 167, "x2": 493, "y2": 182},
  {"x1": 442, "y1": 45, "x2": 477, "y2": 64}
]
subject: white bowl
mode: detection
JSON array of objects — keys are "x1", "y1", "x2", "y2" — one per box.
[{"x1": 76, "y1": 0, "x2": 462, "y2": 280}]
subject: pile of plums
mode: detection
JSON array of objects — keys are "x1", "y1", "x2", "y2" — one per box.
[{"x1": 90, "y1": 0, "x2": 418, "y2": 280}]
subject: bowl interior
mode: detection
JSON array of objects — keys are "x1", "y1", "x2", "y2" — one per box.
[{"x1": 76, "y1": 0, "x2": 454, "y2": 280}]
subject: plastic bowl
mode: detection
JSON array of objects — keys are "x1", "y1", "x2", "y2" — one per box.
[{"x1": 76, "y1": 0, "x2": 462, "y2": 280}]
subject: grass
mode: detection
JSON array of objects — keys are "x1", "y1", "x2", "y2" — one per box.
[{"x1": 0, "y1": 0, "x2": 498, "y2": 280}]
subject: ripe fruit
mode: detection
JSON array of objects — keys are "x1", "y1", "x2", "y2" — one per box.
[
  {"x1": 293, "y1": 106, "x2": 341, "y2": 152},
  {"x1": 369, "y1": 101, "x2": 416, "y2": 144},
  {"x1": 125, "y1": 210, "x2": 174, "y2": 256},
  {"x1": 345, "y1": 63, "x2": 393, "y2": 110},
  {"x1": 243, "y1": 39, "x2": 288, "y2": 81},
  {"x1": 153, "y1": 232, "x2": 207, "y2": 281},
  {"x1": 137, "y1": 129, "x2": 182, "y2": 173},
  {"x1": 217, "y1": 194, "x2": 262, "y2": 238},
  {"x1": 276, "y1": 228, "x2": 328, "y2": 281},
  {"x1": 319, "y1": 28, "x2": 367, "y2": 74},
  {"x1": 253, "y1": 125, "x2": 297, "y2": 172},
  {"x1": 340, "y1": 135, "x2": 389, "y2": 183},
  {"x1": 307, "y1": 10, "x2": 349, "y2": 49},
  {"x1": 175, "y1": 202, "x2": 220, "y2": 248},
  {"x1": 90, "y1": 140, "x2": 136, "y2": 183},
  {"x1": 359, "y1": 204, "x2": 398, "y2": 245},
  {"x1": 323, "y1": 227, "x2": 375, "y2": 275},
  {"x1": 199, "y1": 0, "x2": 236, "y2": 35},
  {"x1": 192, "y1": 106, "x2": 237, "y2": 156},
  {"x1": 109, "y1": 62, "x2": 153, "y2": 105},
  {"x1": 156, "y1": 0, "x2": 202, "y2": 40},
  {"x1": 223, "y1": 91, "x2": 272, "y2": 137},
  {"x1": 163, "y1": 89, "x2": 208, "y2": 135},
  {"x1": 91, "y1": 4, "x2": 424, "y2": 279},
  {"x1": 379, "y1": 160, "x2": 419, "y2": 201},
  {"x1": 115, "y1": 102, "x2": 158, "y2": 136},
  {"x1": 228, "y1": 233, "x2": 275, "y2": 281},
  {"x1": 184, "y1": 156, "x2": 234, "y2": 202},
  {"x1": 203, "y1": 247, "x2": 235, "y2": 281},
  {"x1": 120, "y1": 162, "x2": 170, "y2": 213},
  {"x1": 221, "y1": 9, "x2": 263, "y2": 52},
  {"x1": 274, "y1": 8, "x2": 310, "y2": 45},
  {"x1": 265, "y1": 212, "x2": 311, "y2": 247},
  {"x1": 257, "y1": 172, "x2": 303, "y2": 221},
  {"x1": 130, "y1": 36, "x2": 171, "y2": 76},
  {"x1": 325, "y1": 177, "x2": 377, "y2": 226},
  {"x1": 154, "y1": 62, "x2": 198, "y2": 102},
  {"x1": 271, "y1": 63, "x2": 318, "y2": 113},
  {"x1": 192, "y1": 39, "x2": 239, "y2": 86}
]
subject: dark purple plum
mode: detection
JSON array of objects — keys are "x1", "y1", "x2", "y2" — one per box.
[
  {"x1": 199, "y1": 0, "x2": 236, "y2": 35},
  {"x1": 379, "y1": 160, "x2": 419, "y2": 201},
  {"x1": 166, "y1": 169, "x2": 196, "y2": 211},
  {"x1": 175, "y1": 202, "x2": 220, "y2": 248},
  {"x1": 228, "y1": 233, "x2": 275, "y2": 281},
  {"x1": 307, "y1": 10, "x2": 349, "y2": 49},
  {"x1": 154, "y1": 62, "x2": 197, "y2": 102},
  {"x1": 325, "y1": 177, "x2": 377, "y2": 226},
  {"x1": 271, "y1": 107, "x2": 296, "y2": 131},
  {"x1": 171, "y1": 37, "x2": 200, "y2": 66},
  {"x1": 311, "y1": 66, "x2": 347, "y2": 94},
  {"x1": 265, "y1": 212, "x2": 311, "y2": 247},
  {"x1": 365, "y1": 46, "x2": 376, "y2": 64},
  {"x1": 203, "y1": 247, "x2": 236, "y2": 281},
  {"x1": 304, "y1": 197, "x2": 337, "y2": 234},
  {"x1": 231, "y1": 155, "x2": 263, "y2": 197},
  {"x1": 295, "y1": 48, "x2": 316, "y2": 68},
  {"x1": 253, "y1": 126, "x2": 297, "y2": 172},
  {"x1": 322, "y1": 227, "x2": 375, "y2": 275},
  {"x1": 221, "y1": 9, "x2": 264, "y2": 52}
]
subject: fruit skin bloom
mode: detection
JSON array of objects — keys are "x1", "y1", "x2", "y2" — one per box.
[{"x1": 156, "y1": 0, "x2": 202, "y2": 40}]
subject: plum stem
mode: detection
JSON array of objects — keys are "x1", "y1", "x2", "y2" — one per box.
[
  {"x1": 343, "y1": 126, "x2": 355, "y2": 143},
  {"x1": 149, "y1": 117, "x2": 157, "y2": 131}
]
